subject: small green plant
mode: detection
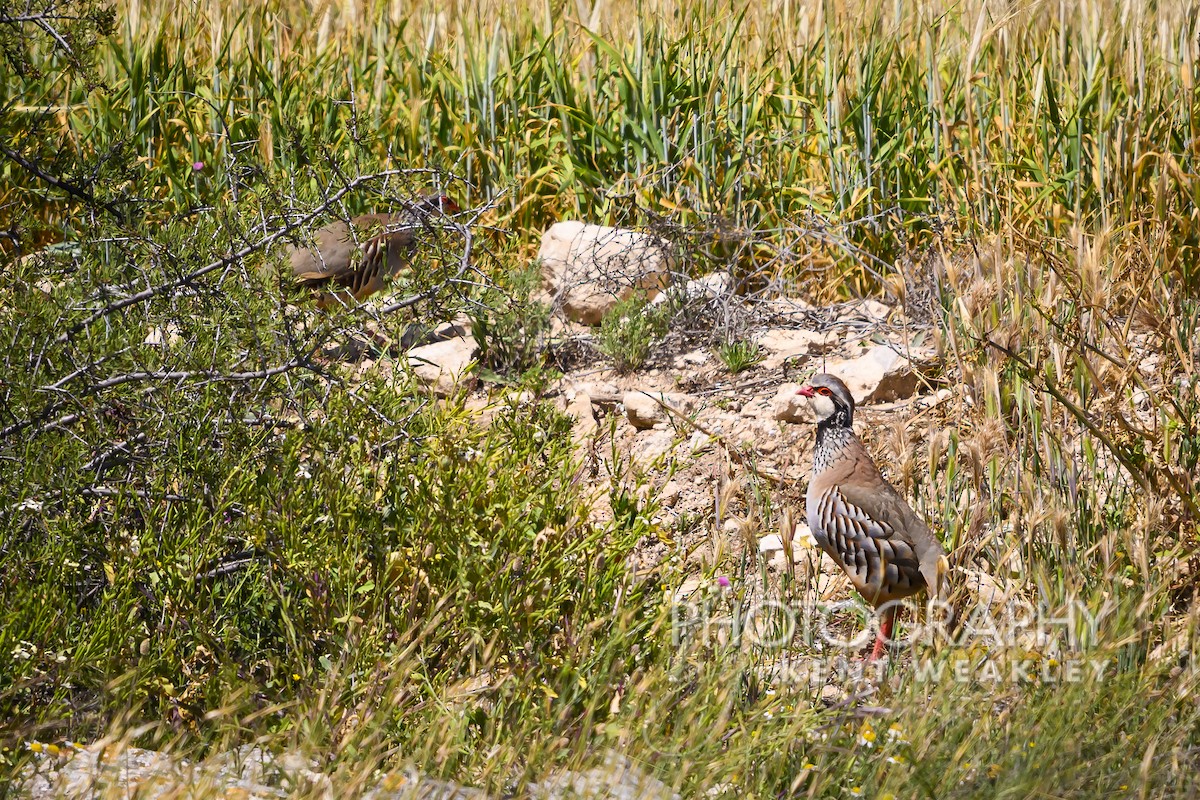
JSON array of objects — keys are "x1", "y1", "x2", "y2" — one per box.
[
  {"x1": 716, "y1": 339, "x2": 762, "y2": 374},
  {"x1": 597, "y1": 293, "x2": 670, "y2": 373},
  {"x1": 471, "y1": 266, "x2": 552, "y2": 383}
]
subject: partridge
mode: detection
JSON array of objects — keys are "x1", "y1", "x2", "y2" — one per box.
[
  {"x1": 285, "y1": 193, "x2": 460, "y2": 306},
  {"x1": 798, "y1": 373, "x2": 948, "y2": 661}
]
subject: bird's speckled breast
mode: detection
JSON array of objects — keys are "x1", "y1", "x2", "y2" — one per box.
[{"x1": 806, "y1": 422, "x2": 853, "y2": 548}]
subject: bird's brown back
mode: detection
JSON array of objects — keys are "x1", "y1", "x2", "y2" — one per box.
[{"x1": 288, "y1": 213, "x2": 418, "y2": 299}]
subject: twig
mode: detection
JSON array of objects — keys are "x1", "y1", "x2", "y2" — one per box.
[
  {"x1": 2, "y1": 351, "x2": 321, "y2": 441},
  {"x1": 84, "y1": 357, "x2": 316, "y2": 393},
  {"x1": 79, "y1": 486, "x2": 189, "y2": 501},
  {"x1": 195, "y1": 552, "x2": 265, "y2": 581},
  {"x1": 81, "y1": 432, "x2": 147, "y2": 473},
  {"x1": 0, "y1": 410, "x2": 81, "y2": 439},
  {"x1": 0, "y1": 142, "x2": 127, "y2": 223}
]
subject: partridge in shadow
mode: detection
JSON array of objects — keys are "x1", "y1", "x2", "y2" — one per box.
[{"x1": 285, "y1": 193, "x2": 460, "y2": 307}]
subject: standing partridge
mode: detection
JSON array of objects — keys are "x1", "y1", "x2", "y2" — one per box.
[
  {"x1": 798, "y1": 373, "x2": 948, "y2": 661},
  {"x1": 285, "y1": 193, "x2": 460, "y2": 306}
]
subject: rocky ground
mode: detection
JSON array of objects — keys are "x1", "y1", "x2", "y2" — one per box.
[{"x1": 21, "y1": 740, "x2": 681, "y2": 799}]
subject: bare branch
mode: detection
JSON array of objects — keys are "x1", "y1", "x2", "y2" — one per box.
[
  {"x1": 0, "y1": 141, "x2": 127, "y2": 223},
  {"x1": 85, "y1": 356, "x2": 318, "y2": 393}
]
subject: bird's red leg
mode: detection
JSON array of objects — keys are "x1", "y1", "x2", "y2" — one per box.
[{"x1": 868, "y1": 606, "x2": 897, "y2": 662}]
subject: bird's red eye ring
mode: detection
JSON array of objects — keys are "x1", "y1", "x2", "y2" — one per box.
[{"x1": 817, "y1": 387, "x2": 833, "y2": 396}]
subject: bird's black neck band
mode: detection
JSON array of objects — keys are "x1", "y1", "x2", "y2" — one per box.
[{"x1": 815, "y1": 408, "x2": 852, "y2": 441}]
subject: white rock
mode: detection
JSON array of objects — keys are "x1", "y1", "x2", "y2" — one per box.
[
  {"x1": 673, "y1": 576, "x2": 703, "y2": 602},
  {"x1": 765, "y1": 296, "x2": 817, "y2": 322},
  {"x1": 144, "y1": 323, "x2": 181, "y2": 348},
  {"x1": 961, "y1": 569, "x2": 1011, "y2": 612},
  {"x1": 408, "y1": 334, "x2": 477, "y2": 396},
  {"x1": 624, "y1": 390, "x2": 697, "y2": 429},
  {"x1": 820, "y1": 683, "x2": 847, "y2": 704},
  {"x1": 576, "y1": 381, "x2": 621, "y2": 405},
  {"x1": 566, "y1": 391, "x2": 597, "y2": 440},
  {"x1": 650, "y1": 271, "x2": 733, "y2": 306},
  {"x1": 364, "y1": 771, "x2": 486, "y2": 799},
  {"x1": 22, "y1": 744, "x2": 190, "y2": 799},
  {"x1": 771, "y1": 383, "x2": 812, "y2": 423},
  {"x1": 792, "y1": 522, "x2": 818, "y2": 548},
  {"x1": 676, "y1": 349, "x2": 709, "y2": 367},
  {"x1": 852, "y1": 299, "x2": 893, "y2": 322},
  {"x1": 916, "y1": 387, "x2": 953, "y2": 408},
  {"x1": 505, "y1": 389, "x2": 536, "y2": 406},
  {"x1": 758, "y1": 534, "x2": 784, "y2": 554},
  {"x1": 825, "y1": 345, "x2": 918, "y2": 404},
  {"x1": 533, "y1": 750, "x2": 680, "y2": 800},
  {"x1": 631, "y1": 429, "x2": 676, "y2": 462},
  {"x1": 538, "y1": 221, "x2": 673, "y2": 325},
  {"x1": 739, "y1": 395, "x2": 777, "y2": 420},
  {"x1": 1138, "y1": 353, "x2": 1162, "y2": 374},
  {"x1": 756, "y1": 328, "x2": 838, "y2": 368}
]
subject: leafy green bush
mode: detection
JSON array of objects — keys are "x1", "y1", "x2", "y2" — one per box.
[
  {"x1": 0, "y1": 368, "x2": 653, "y2": 731},
  {"x1": 597, "y1": 294, "x2": 671, "y2": 373}
]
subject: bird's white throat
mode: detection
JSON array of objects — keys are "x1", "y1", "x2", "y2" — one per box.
[{"x1": 806, "y1": 393, "x2": 837, "y2": 421}]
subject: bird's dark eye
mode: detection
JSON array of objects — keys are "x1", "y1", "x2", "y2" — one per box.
[{"x1": 817, "y1": 387, "x2": 833, "y2": 396}]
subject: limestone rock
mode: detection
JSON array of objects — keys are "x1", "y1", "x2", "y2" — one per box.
[
  {"x1": 827, "y1": 345, "x2": 917, "y2": 404},
  {"x1": 364, "y1": 771, "x2": 485, "y2": 799},
  {"x1": 839, "y1": 298, "x2": 892, "y2": 323},
  {"x1": 673, "y1": 348, "x2": 709, "y2": 368},
  {"x1": 765, "y1": 296, "x2": 818, "y2": 323},
  {"x1": 144, "y1": 323, "x2": 181, "y2": 348},
  {"x1": 659, "y1": 480, "x2": 682, "y2": 508},
  {"x1": 631, "y1": 429, "x2": 677, "y2": 462},
  {"x1": 539, "y1": 221, "x2": 672, "y2": 325},
  {"x1": 672, "y1": 576, "x2": 703, "y2": 602},
  {"x1": 624, "y1": 390, "x2": 697, "y2": 429},
  {"x1": 650, "y1": 271, "x2": 733, "y2": 307},
  {"x1": 531, "y1": 750, "x2": 680, "y2": 800},
  {"x1": 792, "y1": 522, "x2": 818, "y2": 548},
  {"x1": 565, "y1": 390, "x2": 598, "y2": 441},
  {"x1": 758, "y1": 533, "x2": 784, "y2": 555},
  {"x1": 756, "y1": 328, "x2": 839, "y2": 368},
  {"x1": 408, "y1": 334, "x2": 477, "y2": 396},
  {"x1": 20, "y1": 744, "x2": 193, "y2": 800},
  {"x1": 771, "y1": 382, "x2": 811, "y2": 423}
]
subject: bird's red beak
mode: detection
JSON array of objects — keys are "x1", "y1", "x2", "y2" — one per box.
[
  {"x1": 797, "y1": 385, "x2": 815, "y2": 397},
  {"x1": 438, "y1": 196, "x2": 461, "y2": 214}
]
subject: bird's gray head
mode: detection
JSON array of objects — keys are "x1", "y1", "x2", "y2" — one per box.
[{"x1": 797, "y1": 373, "x2": 855, "y2": 426}]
